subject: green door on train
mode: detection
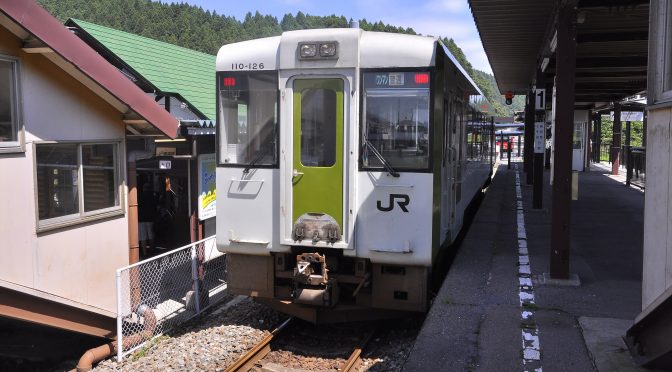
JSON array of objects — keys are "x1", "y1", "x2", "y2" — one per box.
[{"x1": 292, "y1": 79, "x2": 344, "y2": 230}]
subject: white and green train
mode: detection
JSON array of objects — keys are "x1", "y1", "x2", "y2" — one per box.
[{"x1": 216, "y1": 27, "x2": 494, "y2": 322}]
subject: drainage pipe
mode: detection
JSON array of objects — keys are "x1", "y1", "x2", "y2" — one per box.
[{"x1": 75, "y1": 307, "x2": 157, "y2": 371}]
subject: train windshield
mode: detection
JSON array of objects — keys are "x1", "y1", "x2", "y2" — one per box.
[
  {"x1": 218, "y1": 71, "x2": 278, "y2": 166},
  {"x1": 361, "y1": 71, "x2": 430, "y2": 171}
]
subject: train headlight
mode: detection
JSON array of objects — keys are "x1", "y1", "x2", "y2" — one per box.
[
  {"x1": 319, "y1": 42, "x2": 337, "y2": 57},
  {"x1": 299, "y1": 43, "x2": 317, "y2": 58},
  {"x1": 299, "y1": 41, "x2": 338, "y2": 60}
]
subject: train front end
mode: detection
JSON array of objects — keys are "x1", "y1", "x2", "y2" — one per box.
[{"x1": 216, "y1": 29, "x2": 439, "y2": 321}]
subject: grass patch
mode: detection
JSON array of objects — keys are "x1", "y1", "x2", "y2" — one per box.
[{"x1": 130, "y1": 335, "x2": 169, "y2": 362}]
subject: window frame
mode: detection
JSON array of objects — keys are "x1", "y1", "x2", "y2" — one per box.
[
  {"x1": 33, "y1": 140, "x2": 124, "y2": 232},
  {"x1": 215, "y1": 70, "x2": 280, "y2": 169},
  {"x1": 0, "y1": 54, "x2": 24, "y2": 153},
  {"x1": 359, "y1": 67, "x2": 435, "y2": 173},
  {"x1": 649, "y1": 1, "x2": 672, "y2": 107}
]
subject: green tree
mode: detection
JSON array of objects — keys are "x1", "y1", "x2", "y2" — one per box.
[
  {"x1": 37, "y1": 0, "x2": 511, "y2": 116},
  {"x1": 599, "y1": 117, "x2": 643, "y2": 147}
]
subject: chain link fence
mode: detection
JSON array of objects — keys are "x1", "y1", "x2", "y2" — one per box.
[{"x1": 115, "y1": 236, "x2": 226, "y2": 361}]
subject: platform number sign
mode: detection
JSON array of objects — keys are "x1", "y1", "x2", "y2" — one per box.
[
  {"x1": 535, "y1": 89, "x2": 546, "y2": 111},
  {"x1": 159, "y1": 160, "x2": 172, "y2": 170}
]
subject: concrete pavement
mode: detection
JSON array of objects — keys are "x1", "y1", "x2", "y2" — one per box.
[{"x1": 403, "y1": 162, "x2": 645, "y2": 372}]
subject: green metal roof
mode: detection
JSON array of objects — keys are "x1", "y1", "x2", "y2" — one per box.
[{"x1": 69, "y1": 19, "x2": 216, "y2": 119}]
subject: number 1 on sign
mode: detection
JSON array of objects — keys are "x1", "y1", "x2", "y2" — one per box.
[{"x1": 535, "y1": 89, "x2": 545, "y2": 111}]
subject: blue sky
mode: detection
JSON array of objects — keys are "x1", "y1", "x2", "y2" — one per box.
[{"x1": 173, "y1": 0, "x2": 491, "y2": 73}]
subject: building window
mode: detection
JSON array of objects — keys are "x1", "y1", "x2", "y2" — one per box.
[
  {"x1": 36, "y1": 142, "x2": 121, "y2": 230},
  {"x1": 0, "y1": 55, "x2": 22, "y2": 152},
  {"x1": 650, "y1": 1, "x2": 672, "y2": 105}
]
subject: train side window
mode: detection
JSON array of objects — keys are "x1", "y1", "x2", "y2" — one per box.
[
  {"x1": 443, "y1": 100, "x2": 450, "y2": 166},
  {"x1": 218, "y1": 71, "x2": 278, "y2": 166}
]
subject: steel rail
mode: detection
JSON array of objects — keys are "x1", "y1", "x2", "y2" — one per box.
[
  {"x1": 339, "y1": 330, "x2": 375, "y2": 372},
  {"x1": 225, "y1": 317, "x2": 293, "y2": 372}
]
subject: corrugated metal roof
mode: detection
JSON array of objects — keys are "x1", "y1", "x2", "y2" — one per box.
[
  {"x1": 179, "y1": 120, "x2": 216, "y2": 136},
  {"x1": 469, "y1": 0, "x2": 556, "y2": 94},
  {"x1": 69, "y1": 19, "x2": 216, "y2": 120},
  {"x1": 180, "y1": 119, "x2": 215, "y2": 128},
  {"x1": 470, "y1": 0, "x2": 649, "y2": 105},
  {"x1": 0, "y1": 0, "x2": 178, "y2": 138}
]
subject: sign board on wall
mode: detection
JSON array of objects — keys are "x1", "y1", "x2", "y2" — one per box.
[
  {"x1": 609, "y1": 111, "x2": 644, "y2": 121},
  {"x1": 198, "y1": 153, "x2": 216, "y2": 220},
  {"x1": 159, "y1": 160, "x2": 172, "y2": 170},
  {"x1": 535, "y1": 89, "x2": 546, "y2": 111},
  {"x1": 534, "y1": 122, "x2": 545, "y2": 154}
]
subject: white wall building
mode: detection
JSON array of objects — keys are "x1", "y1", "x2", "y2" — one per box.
[{"x1": 0, "y1": 1, "x2": 177, "y2": 337}]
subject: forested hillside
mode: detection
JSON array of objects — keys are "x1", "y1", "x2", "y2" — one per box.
[{"x1": 37, "y1": 0, "x2": 521, "y2": 115}]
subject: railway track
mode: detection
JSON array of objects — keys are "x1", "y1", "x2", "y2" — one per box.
[
  {"x1": 225, "y1": 318, "x2": 375, "y2": 372},
  {"x1": 225, "y1": 317, "x2": 294, "y2": 372},
  {"x1": 338, "y1": 330, "x2": 374, "y2": 372}
]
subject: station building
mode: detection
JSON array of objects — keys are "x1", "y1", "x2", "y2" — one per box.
[
  {"x1": 65, "y1": 18, "x2": 218, "y2": 256},
  {"x1": 0, "y1": 0, "x2": 178, "y2": 336},
  {"x1": 630, "y1": 1, "x2": 672, "y2": 366},
  {"x1": 0, "y1": 2, "x2": 222, "y2": 347}
]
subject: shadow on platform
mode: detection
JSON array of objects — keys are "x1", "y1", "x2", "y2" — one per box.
[{"x1": 403, "y1": 162, "x2": 644, "y2": 372}]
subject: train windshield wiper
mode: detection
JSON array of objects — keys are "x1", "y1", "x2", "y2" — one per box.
[
  {"x1": 243, "y1": 123, "x2": 278, "y2": 174},
  {"x1": 243, "y1": 148, "x2": 269, "y2": 174},
  {"x1": 364, "y1": 139, "x2": 400, "y2": 178}
]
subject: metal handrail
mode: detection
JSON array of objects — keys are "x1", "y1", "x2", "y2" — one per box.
[{"x1": 117, "y1": 236, "x2": 216, "y2": 272}]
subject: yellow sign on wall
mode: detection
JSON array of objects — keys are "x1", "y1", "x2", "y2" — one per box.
[{"x1": 198, "y1": 153, "x2": 216, "y2": 220}]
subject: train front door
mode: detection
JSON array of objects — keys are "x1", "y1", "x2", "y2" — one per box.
[{"x1": 291, "y1": 78, "x2": 344, "y2": 241}]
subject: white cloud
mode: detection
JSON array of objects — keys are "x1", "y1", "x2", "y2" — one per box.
[
  {"x1": 381, "y1": 13, "x2": 492, "y2": 73},
  {"x1": 407, "y1": 18, "x2": 475, "y2": 39},
  {"x1": 425, "y1": 0, "x2": 469, "y2": 13}
]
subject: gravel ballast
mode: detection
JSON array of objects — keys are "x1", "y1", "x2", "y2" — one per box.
[{"x1": 94, "y1": 296, "x2": 422, "y2": 371}]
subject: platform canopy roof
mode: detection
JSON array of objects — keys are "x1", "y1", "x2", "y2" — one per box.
[
  {"x1": 469, "y1": 0, "x2": 556, "y2": 95},
  {"x1": 469, "y1": 0, "x2": 649, "y2": 107}
]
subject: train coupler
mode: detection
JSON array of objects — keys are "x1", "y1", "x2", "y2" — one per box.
[{"x1": 291, "y1": 252, "x2": 339, "y2": 307}]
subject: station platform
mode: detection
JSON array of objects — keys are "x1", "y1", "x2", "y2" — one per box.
[{"x1": 403, "y1": 161, "x2": 645, "y2": 371}]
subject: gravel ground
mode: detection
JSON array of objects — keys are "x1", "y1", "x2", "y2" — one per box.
[
  {"x1": 258, "y1": 316, "x2": 423, "y2": 371},
  {"x1": 94, "y1": 296, "x2": 422, "y2": 371},
  {"x1": 360, "y1": 316, "x2": 424, "y2": 371},
  {"x1": 94, "y1": 295, "x2": 285, "y2": 371}
]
